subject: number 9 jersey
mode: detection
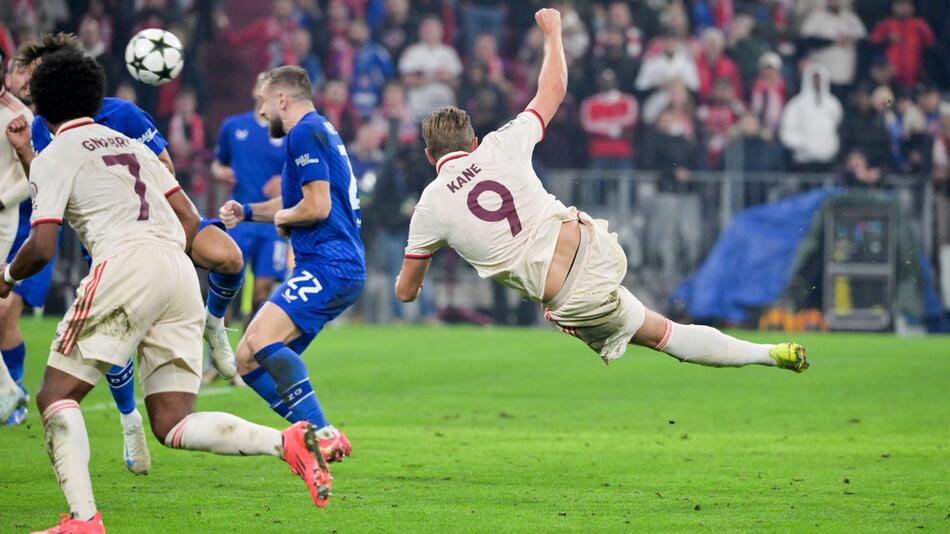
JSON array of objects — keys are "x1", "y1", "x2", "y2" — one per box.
[
  {"x1": 405, "y1": 110, "x2": 576, "y2": 302},
  {"x1": 29, "y1": 119, "x2": 186, "y2": 263}
]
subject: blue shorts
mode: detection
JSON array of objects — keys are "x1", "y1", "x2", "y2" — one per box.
[
  {"x1": 268, "y1": 264, "x2": 363, "y2": 354},
  {"x1": 7, "y1": 231, "x2": 55, "y2": 309},
  {"x1": 198, "y1": 217, "x2": 226, "y2": 233},
  {"x1": 230, "y1": 226, "x2": 289, "y2": 280}
]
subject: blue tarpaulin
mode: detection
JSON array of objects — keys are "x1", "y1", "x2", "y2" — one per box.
[{"x1": 672, "y1": 189, "x2": 836, "y2": 322}]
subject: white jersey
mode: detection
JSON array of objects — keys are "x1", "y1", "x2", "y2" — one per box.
[
  {"x1": 29, "y1": 118, "x2": 185, "y2": 262},
  {"x1": 0, "y1": 88, "x2": 33, "y2": 248},
  {"x1": 405, "y1": 110, "x2": 575, "y2": 301}
]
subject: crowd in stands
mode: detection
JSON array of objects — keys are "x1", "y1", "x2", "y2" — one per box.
[{"x1": 3, "y1": 0, "x2": 950, "y2": 320}]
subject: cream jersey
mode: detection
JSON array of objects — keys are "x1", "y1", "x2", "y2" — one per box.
[
  {"x1": 406, "y1": 110, "x2": 575, "y2": 301},
  {"x1": 0, "y1": 88, "x2": 32, "y2": 217},
  {"x1": 29, "y1": 118, "x2": 185, "y2": 262}
]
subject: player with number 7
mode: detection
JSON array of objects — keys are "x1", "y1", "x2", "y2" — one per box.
[{"x1": 395, "y1": 8, "x2": 809, "y2": 373}]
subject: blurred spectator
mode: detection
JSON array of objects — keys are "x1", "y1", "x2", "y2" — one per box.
[
  {"x1": 918, "y1": 85, "x2": 950, "y2": 135},
  {"x1": 368, "y1": 81, "x2": 419, "y2": 145},
  {"x1": 325, "y1": 1, "x2": 355, "y2": 81},
  {"x1": 698, "y1": 76, "x2": 745, "y2": 168},
  {"x1": 592, "y1": 2, "x2": 643, "y2": 61},
  {"x1": 589, "y1": 28, "x2": 640, "y2": 94},
  {"x1": 884, "y1": 88, "x2": 929, "y2": 173},
  {"x1": 376, "y1": 0, "x2": 416, "y2": 59},
  {"x1": 349, "y1": 18, "x2": 395, "y2": 118},
  {"x1": 320, "y1": 79, "x2": 361, "y2": 143},
  {"x1": 780, "y1": 63, "x2": 842, "y2": 172},
  {"x1": 461, "y1": 1, "x2": 505, "y2": 53},
  {"x1": 580, "y1": 69, "x2": 638, "y2": 171},
  {"x1": 868, "y1": 54, "x2": 897, "y2": 92},
  {"x1": 644, "y1": 108, "x2": 702, "y2": 287},
  {"x1": 557, "y1": 2, "x2": 590, "y2": 65},
  {"x1": 696, "y1": 27, "x2": 743, "y2": 102},
  {"x1": 692, "y1": 0, "x2": 735, "y2": 33},
  {"x1": 293, "y1": 29, "x2": 325, "y2": 92},
  {"x1": 725, "y1": 113, "x2": 786, "y2": 206},
  {"x1": 727, "y1": 12, "x2": 772, "y2": 95},
  {"x1": 840, "y1": 84, "x2": 891, "y2": 168},
  {"x1": 398, "y1": 16, "x2": 462, "y2": 119},
  {"x1": 471, "y1": 33, "x2": 509, "y2": 93},
  {"x1": 749, "y1": 52, "x2": 786, "y2": 138},
  {"x1": 79, "y1": 0, "x2": 113, "y2": 53},
  {"x1": 840, "y1": 149, "x2": 883, "y2": 188},
  {"x1": 800, "y1": 0, "x2": 866, "y2": 95},
  {"x1": 348, "y1": 124, "x2": 385, "y2": 188},
  {"x1": 168, "y1": 87, "x2": 207, "y2": 185},
  {"x1": 216, "y1": 0, "x2": 301, "y2": 72},
  {"x1": 458, "y1": 63, "x2": 508, "y2": 140},
  {"x1": 868, "y1": 0, "x2": 935, "y2": 89},
  {"x1": 932, "y1": 113, "x2": 950, "y2": 255},
  {"x1": 635, "y1": 33, "x2": 699, "y2": 95},
  {"x1": 78, "y1": 17, "x2": 120, "y2": 93}
]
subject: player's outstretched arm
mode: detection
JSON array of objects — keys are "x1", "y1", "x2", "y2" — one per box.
[
  {"x1": 165, "y1": 189, "x2": 201, "y2": 254},
  {"x1": 0, "y1": 222, "x2": 58, "y2": 298},
  {"x1": 220, "y1": 197, "x2": 284, "y2": 228},
  {"x1": 395, "y1": 258, "x2": 431, "y2": 303},
  {"x1": 525, "y1": 8, "x2": 567, "y2": 126}
]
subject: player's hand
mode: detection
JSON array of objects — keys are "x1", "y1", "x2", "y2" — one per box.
[
  {"x1": 5, "y1": 115, "x2": 32, "y2": 153},
  {"x1": 263, "y1": 175, "x2": 282, "y2": 198},
  {"x1": 219, "y1": 200, "x2": 244, "y2": 229},
  {"x1": 0, "y1": 265, "x2": 12, "y2": 299},
  {"x1": 534, "y1": 8, "x2": 561, "y2": 35}
]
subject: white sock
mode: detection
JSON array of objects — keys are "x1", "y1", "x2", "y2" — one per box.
[
  {"x1": 205, "y1": 312, "x2": 224, "y2": 330},
  {"x1": 42, "y1": 400, "x2": 97, "y2": 521},
  {"x1": 164, "y1": 412, "x2": 282, "y2": 457},
  {"x1": 119, "y1": 409, "x2": 143, "y2": 428},
  {"x1": 655, "y1": 320, "x2": 775, "y2": 367},
  {"x1": 0, "y1": 357, "x2": 18, "y2": 393}
]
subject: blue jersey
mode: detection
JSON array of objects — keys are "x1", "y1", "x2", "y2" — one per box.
[
  {"x1": 216, "y1": 111, "x2": 286, "y2": 205},
  {"x1": 32, "y1": 97, "x2": 167, "y2": 154},
  {"x1": 282, "y1": 111, "x2": 365, "y2": 280}
]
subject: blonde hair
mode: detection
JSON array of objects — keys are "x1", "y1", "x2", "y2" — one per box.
[{"x1": 422, "y1": 107, "x2": 476, "y2": 161}]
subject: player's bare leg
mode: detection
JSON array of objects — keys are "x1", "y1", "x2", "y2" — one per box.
[
  {"x1": 190, "y1": 225, "x2": 243, "y2": 380},
  {"x1": 236, "y1": 303, "x2": 352, "y2": 462},
  {"x1": 631, "y1": 309, "x2": 809, "y2": 372},
  {"x1": 248, "y1": 275, "x2": 278, "y2": 329},
  {"x1": 145, "y1": 388, "x2": 332, "y2": 507}
]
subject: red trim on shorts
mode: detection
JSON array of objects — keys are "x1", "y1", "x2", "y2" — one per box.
[
  {"x1": 436, "y1": 152, "x2": 469, "y2": 174},
  {"x1": 31, "y1": 217, "x2": 63, "y2": 227},
  {"x1": 404, "y1": 253, "x2": 433, "y2": 260},
  {"x1": 525, "y1": 108, "x2": 546, "y2": 141},
  {"x1": 57, "y1": 118, "x2": 95, "y2": 134},
  {"x1": 42, "y1": 399, "x2": 80, "y2": 421},
  {"x1": 57, "y1": 262, "x2": 103, "y2": 354},
  {"x1": 59, "y1": 261, "x2": 108, "y2": 355},
  {"x1": 655, "y1": 319, "x2": 674, "y2": 350},
  {"x1": 164, "y1": 185, "x2": 183, "y2": 197}
]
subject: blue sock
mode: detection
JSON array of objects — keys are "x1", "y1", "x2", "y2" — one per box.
[
  {"x1": 207, "y1": 270, "x2": 244, "y2": 318},
  {"x1": 242, "y1": 367, "x2": 295, "y2": 420},
  {"x1": 2, "y1": 343, "x2": 26, "y2": 385},
  {"x1": 105, "y1": 358, "x2": 137, "y2": 415},
  {"x1": 254, "y1": 342, "x2": 329, "y2": 428}
]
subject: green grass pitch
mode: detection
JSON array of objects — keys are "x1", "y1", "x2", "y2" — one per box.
[{"x1": 2, "y1": 318, "x2": 948, "y2": 532}]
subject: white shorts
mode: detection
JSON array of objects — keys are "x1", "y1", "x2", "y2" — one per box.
[
  {"x1": 545, "y1": 213, "x2": 646, "y2": 363},
  {"x1": 0, "y1": 206, "x2": 19, "y2": 261},
  {"x1": 47, "y1": 241, "x2": 204, "y2": 396}
]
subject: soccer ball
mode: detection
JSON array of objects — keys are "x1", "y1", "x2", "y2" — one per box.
[{"x1": 124, "y1": 29, "x2": 184, "y2": 86}]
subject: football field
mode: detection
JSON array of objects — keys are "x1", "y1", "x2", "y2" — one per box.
[{"x1": 2, "y1": 318, "x2": 948, "y2": 533}]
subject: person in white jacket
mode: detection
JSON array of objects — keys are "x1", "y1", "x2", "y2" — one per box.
[{"x1": 780, "y1": 63, "x2": 842, "y2": 171}]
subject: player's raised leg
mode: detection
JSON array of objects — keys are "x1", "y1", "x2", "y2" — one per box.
[
  {"x1": 190, "y1": 222, "x2": 243, "y2": 379},
  {"x1": 103, "y1": 359, "x2": 151, "y2": 474},
  {"x1": 0, "y1": 294, "x2": 29, "y2": 425},
  {"x1": 632, "y1": 309, "x2": 809, "y2": 372},
  {"x1": 0, "y1": 355, "x2": 28, "y2": 422}
]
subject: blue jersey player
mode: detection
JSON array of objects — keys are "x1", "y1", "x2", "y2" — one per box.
[
  {"x1": 211, "y1": 75, "x2": 289, "y2": 329},
  {"x1": 220, "y1": 66, "x2": 365, "y2": 463}
]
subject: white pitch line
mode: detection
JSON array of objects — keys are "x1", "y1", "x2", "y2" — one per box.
[{"x1": 82, "y1": 386, "x2": 239, "y2": 413}]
